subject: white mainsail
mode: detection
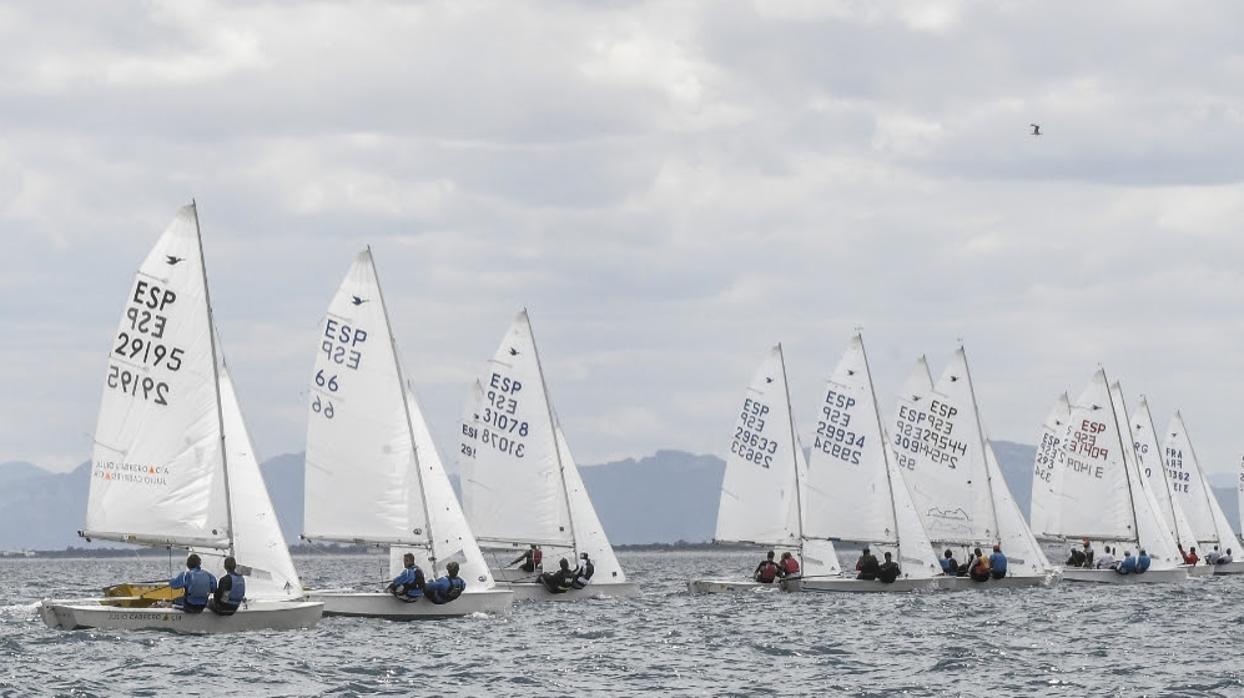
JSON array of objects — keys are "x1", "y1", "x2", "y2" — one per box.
[
  {"x1": 85, "y1": 205, "x2": 230, "y2": 549},
  {"x1": 303, "y1": 250, "x2": 428, "y2": 548},
  {"x1": 804, "y1": 336, "x2": 937, "y2": 578},
  {"x1": 1163, "y1": 412, "x2": 1241, "y2": 552},
  {"x1": 1129, "y1": 397, "x2": 1196, "y2": 548},
  {"x1": 1029, "y1": 393, "x2": 1070, "y2": 540},
  {"x1": 458, "y1": 310, "x2": 574, "y2": 549},
  {"x1": 1238, "y1": 454, "x2": 1244, "y2": 537},
  {"x1": 894, "y1": 349, "x2": 994, "y2": 545},
  {"x1": 984, "y1": 441, "x2": 1049, "y2": 576},
  {"x1": 304, "y1": 250, "x2": 492, "y2": 586},
  {"x1": 714, "y1": 345, "x2": 802, "y2": 546},
  {"x1": 1108, "y1": 383, "x2": 1181, "y2": 565}
]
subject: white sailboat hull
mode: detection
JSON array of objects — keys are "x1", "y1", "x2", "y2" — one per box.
[
  {"x1": 309, "y1": 589, "x2": 514, "y2": 619},
  {"x1": 1062, "y1": 567, "x2": 1188, "y2": 584},
  {"x1": 798, "y1": 577, "x2": 940, "y2": 593},
  {"x1": 937, "y1": 573, "x2": 1058, "y2": 590},
  {"x1": 1187, "y1": 564, "x2": 1216, "y2": 577},
  {"x1": 39, "y1": 598, "x2": 323, "y2": 634},
  {"x1": 501, "y1": 581, "x2": 640, "y2": 601},
  {"x1": 1209, "y1": 561, "x2": 1244, "y2": 575},
  {"x1": 687, "y1": 578, "x2": 790, "y2": 594}
]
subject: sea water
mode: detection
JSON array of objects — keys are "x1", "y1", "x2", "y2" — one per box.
[{"x1": 1, "y1": 550, "x2": 1240, "y2": 696}]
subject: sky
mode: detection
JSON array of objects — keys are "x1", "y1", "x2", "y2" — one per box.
[{"x1": 3, "y1": 1, "x2": 1244, "y2": 478}]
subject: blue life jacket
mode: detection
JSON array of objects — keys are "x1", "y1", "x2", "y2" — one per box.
[
  {"x1": 226, "y1": 571, "x2": 246, "y2": 603},
  {"x1": 1117, "y1": 556, "x2": 1137, "y2": 574},
  {"x1": 425, "y1": 576, "x2": 466, "y2": 604},
  {"x1": 939, "y1": 558, "x2": 953, "y2": 574},
  {"x1": 390, "y1": 565, "x2": 424, "y2": 599},
  {"x1": 172, "y1": 567, "x2": 216, "y2": 606},
  {"x1": 989, "y1": 552, "x2": 1007, "y2": 574},
  {"x1": 1136, "y1": 555, "x2": 1151, "y2": 573}
]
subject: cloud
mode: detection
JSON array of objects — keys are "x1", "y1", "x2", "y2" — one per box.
[{"x1": 2, "y1": 0, "x2": 1243, "y2": 481}]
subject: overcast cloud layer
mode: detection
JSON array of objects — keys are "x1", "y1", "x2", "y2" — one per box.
[{"x1": 4, "y1": 1, "x2": 1244, "y2": 477}]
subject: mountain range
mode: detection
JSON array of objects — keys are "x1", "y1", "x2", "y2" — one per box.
[{"x1": 1, "y1": 442, "x2": 1239, "y2": 550}]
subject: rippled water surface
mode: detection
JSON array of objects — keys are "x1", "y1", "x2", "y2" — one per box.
[{"x1": 2, "y1": 551, "x2": 1242, "y2": 696}]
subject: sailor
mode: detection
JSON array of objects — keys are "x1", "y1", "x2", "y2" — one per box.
[
  {"x1": 1095, "y1": 545, "x2": 1117, "y2": 570},
  {"x1": 754, "y1": 551, "x2": 782, "y2": 584},
  {"x1": 1178, "y1": 544, "x2": 1199, "y2": 566},
  {"x1": 1136, "y1": 549, "x2": 1151, "y2": 573},
  {"x1": 571, "y1": 552, "x2": 595, "y2": 589},
  {"x1": 988, "y1": 545, "x2": 1008, "y2": 580},
  {"x1": 854, "y1": 547, "x2": 880, "y2": 581},
  {"x1": 778, "y1": 551, "x2": 800, "y2": 577},
  {"x1": 1066, "y1": 546, "x2": 1086, "y2": 568},
  {"x1": 968, "y1": 548, "x2": 991, "y2": 582},
  {"x1": 538, "y1": 558, "x2": 575, "y2": 593},
  {"x1": 510, "y1": 544, "x2": 543, "y2": 574},
  {"x1": 1115, "y1": 550, "x2": 1137, "y2": 575},
  {"x1": 208, "y1": 556, "x2": 246, "y2": 616},
  {"x1": 1218, "y1": 548, "x2": 1234, "y2": 565},
  {"x1": 1081, "y1": 540, "x2": 1095, "y2": 568},
  {"x1": 940, "y1": 549, "x2": 958, "y2": 575},
  {"x1": 876, "y1": 552, "x2": 901, "y2": 584},
  {"x1": 424, "y1": 561, "x2": 466, "y2": 604},
  {"x1": 1205, "y1": 546, "x2": 1222, "y2": 565},
  {"x1": 387, "y1": 552, "x2": 426, "y2": 601},
  {"x1": 169, "y1": 553, "x2": 217, "y2": 614}
]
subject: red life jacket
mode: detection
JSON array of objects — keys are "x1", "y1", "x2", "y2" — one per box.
[
  {"x1": 532, "y1": 549, "x2": 543, "y2": 566},
  {"x1": 782, "y1": 558, "x2": 800, "y2": 575},
  {"x1": 757, "y1": 561, "x2": 779, "y2": 583}
]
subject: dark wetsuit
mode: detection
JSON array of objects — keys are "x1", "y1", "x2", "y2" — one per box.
[
  {"x1": 571, "y1": 560, "x2": 595, "y2": 589},
  {"x1": 877, "y1": 561, "x2": 901, "y2": 584},
  {"x1": 855, "y1": 554, "x2": 879, "y2": 581},
  {"x1": 538, "y1": 568, "x2": 574, "y2": 594}
]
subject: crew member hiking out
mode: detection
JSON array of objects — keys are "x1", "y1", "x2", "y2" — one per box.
[
  {"x1": 424, "y1": 561, "x2": 466, "y2": 604},
  {"x1": 208, "y1": 556, "x2": 246, "y2": 616},
  {"x1": 511, "y1": 544, "x2": 543, "y2": 574},
  {"x1": 571, "y1": 553, "x2": 594, "y2": 590},
  {"x1": 779, "y1": 551, "x2": 800, "y2": 577},
  {"x1": 170, "y1": 553, "x2": 216, "y2": 614},
  {"x1": 988, "y1": 545, "x2": 1007, "y2": 580},
  {"x1": 387, "y1": 552, "x2": 426, "y2": 601},
  {"x1": 1179, "y1": 544, "x2": 1199, "y2": 566},
  {"x1": 1136, "y1": 549, "x2": 1151, "y2": 574},
  {"x1": 877, "y1": 552, "x2": 901, "y2": 584},
  {"x1": 968, "y1": 548, "x2": 991, "y2": 583},
  {"x1": 538, "y1": 558, "x2": 575, "y2": 594},
  {"x1": 754, "y1": 551, "x2": 781, "y2": 584},
  {"x1": 1115, "y1": 551, "x2": 1137, "y2": 575},
  {"x1": 855, "y1": 547, "x2": 879, "y2": 581}
]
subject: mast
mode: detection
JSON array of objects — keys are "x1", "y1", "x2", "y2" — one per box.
[
  {"x1": 368, "y1": 246, "x2": 437, "y2": 575},
  {"x1": 776, "y1": 344, "x2": 806, "y2": 556},
  {"x1": 958, "y1": 345, "x2": 1002, "y2": 544},
  {"x1": 525, "y1": 309, "x2": 579, "y2": 557},
  {"x1": 1141, "y1": 396, "x2": 1183, "y2": 545},
  {"x1": 192, "y1": 200, "x2": 235, "y2": 557},
  {"x1": 1104, "y1": 370, "x2": 1143, "y2": 545},
  {"x1": 859, "y1": 334, "x2": 904, "y2": 554}
]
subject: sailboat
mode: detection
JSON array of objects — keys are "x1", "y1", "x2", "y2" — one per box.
[
  {"x1": 39, "y1": 204, "x2": 323, "y2": 633},
  {"x1": 1029, "y1": 393, "x2": 1070, "y2": 545},
  {"x1": 895, "y1": 348, "x2": 1054, "y2": 589},
  {"x1": 797, "y1": 337, "x2": 943, "y2": 592},
  {"x1": 457, "y1": 310, "x2": 636, "y2": 601},
  {"x1": 1163, "y1": 412, "x2": 1244, "y2": 574},
  {"x1": 688, "y1": 344, "x2": 820, "y2": 593},
  {"x1": 1032, "y1": 370, "x2": 1186, "y2": 583},
  {"x1": 1127, "y1": 396, "x2": 1203, "y2": 575},
  {"x1": 301, "y1": 250, "x2": 513, "y2": 618}
]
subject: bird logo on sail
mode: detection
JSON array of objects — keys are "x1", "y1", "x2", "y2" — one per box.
[
  {"x1": 165, "y1": 255, "x2": 184, "y2": 265},
  {"x1": 509, "y1": 347, "x2": 519, "y2": 356},
  {"x1": 351, "y1": 296, "x2": 368, "y2": 306}
]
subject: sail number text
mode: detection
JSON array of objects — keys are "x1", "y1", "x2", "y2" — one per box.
[
  {"x1": 732, "y1": 398, "x2": 776, "y2": 468},
  {"x1": 105, "y1": 280, "x2": 182, "y2": 406}
]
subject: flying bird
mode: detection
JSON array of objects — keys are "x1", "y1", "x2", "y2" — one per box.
[
  {"x1": 351, "y1": 296, "x2": 367, "y2": 306},
  {"x1": 1030, "y1": 123, "x2": 1041, "y2": 136},
  {"x1": 165, "y1": 255, "x2": 184, "y2": 265}
]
